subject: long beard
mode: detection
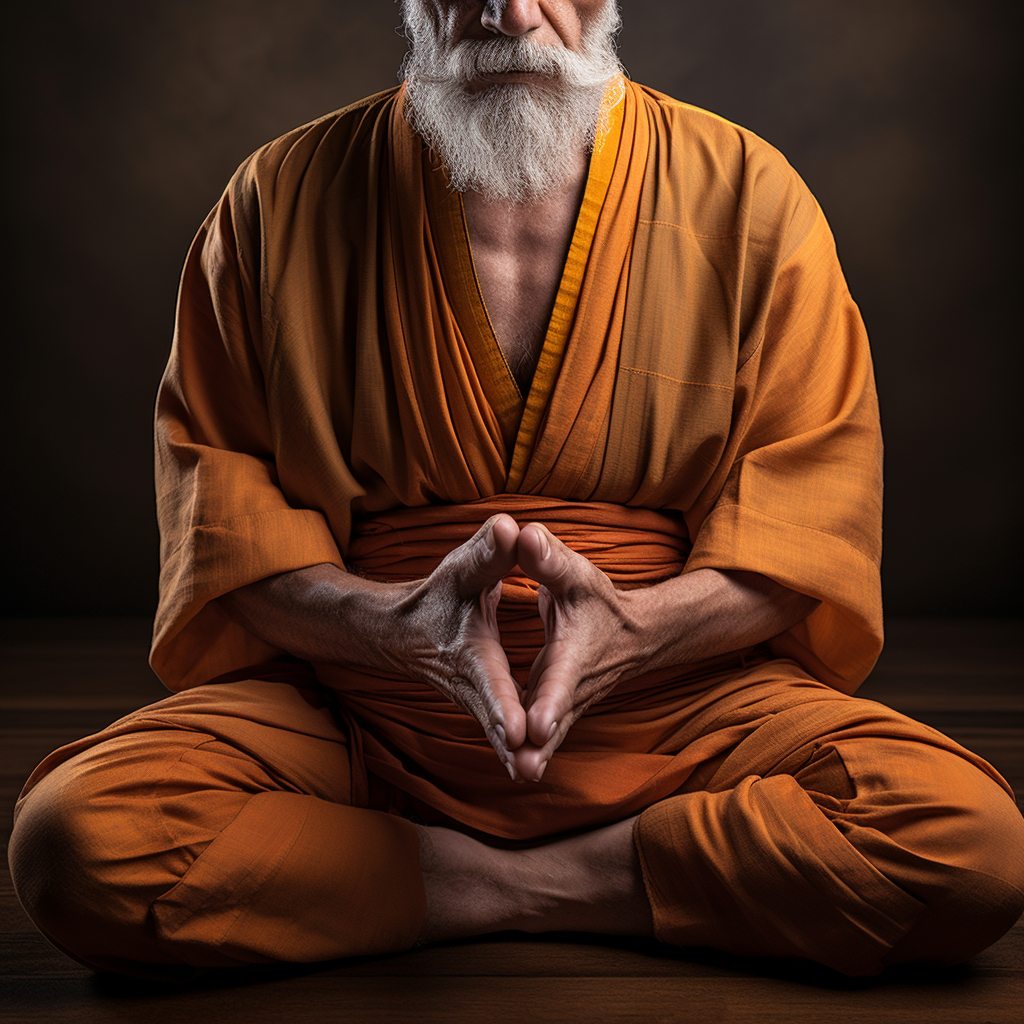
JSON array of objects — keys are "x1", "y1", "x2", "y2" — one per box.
[{"x1": 400, "y1": 1, "x2": 623, "y2": 204}]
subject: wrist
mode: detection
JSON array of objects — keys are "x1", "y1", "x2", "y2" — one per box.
[
  {"x1": 329, "y1": 575, "x2": 419, "y2": 668},
  {"x1": 618, "y1": 580, "x2": 700, "y2": 674},
  {"x1": 619, "y1": 568, "x2": 753, "y2": 671}
]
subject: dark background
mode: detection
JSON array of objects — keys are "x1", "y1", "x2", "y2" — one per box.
[{"x1": 5, "y1": 0, "x2": 1020, "y2": 619}]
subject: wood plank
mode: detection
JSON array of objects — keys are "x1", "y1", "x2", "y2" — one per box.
[
  {"x1": 3, "y1": 971, "x2": 1022, "y2": 1024},
  {"x1": 1, "y1": 925, "x2": 1021, "y2": 980}
]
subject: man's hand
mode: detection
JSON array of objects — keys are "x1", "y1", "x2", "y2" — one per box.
[
  {"x1": 510, "y1": 523, "x2": 650, "y2": 782},
  {"x1": 503, "y1": 524, "x2": 822, "y2": 782},
  {"x1": 385, "y1": 514, "x2": 528, "y2": 778},
  {"x1": 217, "y1": 514, "x2": 529, "y2": 779},
  {"x1": 219, "y1": 514, "x2": 818, "y2": 785}
]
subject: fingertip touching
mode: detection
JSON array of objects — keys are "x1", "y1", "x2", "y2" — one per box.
[
  {"x1": 509, "y1": 744, "x2": 550, "y2": 784},
  {"x1": 506, "y1": 713, "x2": 529, "y2": 752},
  {"x1": 527, "y1": 701, "x2": 560, "y2": 748},
  {"x1": 493, "y1": 699, "x2": 528, "y2": 752},
  {"x1": 465, "y1": 515, "x2": 519, "y2": 590},
  {"x1": 517, "y1": 522, "x2": 558, "y2": 582},
  {"x1": 488, "y1": 513, "x2": 520, "y2": 556}
]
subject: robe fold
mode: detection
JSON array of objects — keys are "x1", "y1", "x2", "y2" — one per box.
[
  {"x1": 12, "y1": 79, "x2": 1024, "y2": 980},
  {"x1": 152, "y1": 78, "x2": 885, "y2": 839}
]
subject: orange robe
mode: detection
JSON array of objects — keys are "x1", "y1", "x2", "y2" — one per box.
[
  {"x1": 152, "y1": 79, "x2": 887, "y2": 837},
  {"x1": 11, "y1": 79, "x2": 1024, "y2": 979}
]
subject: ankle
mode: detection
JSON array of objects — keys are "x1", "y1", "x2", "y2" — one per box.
[
  {"x1": 416, "y1": 825, "x2": 519, "y2": 943},
  {"x1": 415, "y1": 817, "x2": 653, "y2": 944}
]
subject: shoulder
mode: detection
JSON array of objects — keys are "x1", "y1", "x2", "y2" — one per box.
[
  {"x1": 188, "y1": 88, "x2": 401, "y2": 285},
  {"x1": 223, "y1": 87, "x2": 401, "y2": 217},
  {"x1": 629, "y1": 82, "x2": 820, "y2": 255}
]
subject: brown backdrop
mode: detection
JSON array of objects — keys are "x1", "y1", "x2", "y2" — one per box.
[{"x1": 4, "y1": 0, "x2": 1020, "y2": 617}]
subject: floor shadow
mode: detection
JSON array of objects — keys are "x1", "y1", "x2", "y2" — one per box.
[
  {"x1": 87, "y1": 932, "x2": 976, "y2": 998},
  {"x1": 89, "y1": 957, "x2": 340, "y2": 997}
]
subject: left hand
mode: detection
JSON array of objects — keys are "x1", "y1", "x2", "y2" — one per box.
[{"x1": 510, "y1": 523, "x2": 652, "y2": 782}]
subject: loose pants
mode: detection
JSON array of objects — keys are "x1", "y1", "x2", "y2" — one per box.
[{"x1": 10, "y1": 671, "x2": 1024, "y2": 979}]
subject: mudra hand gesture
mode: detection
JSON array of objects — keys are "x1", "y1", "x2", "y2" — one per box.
[{"x1": 396, "y1": 514, "x2": 649, "y2": 783}]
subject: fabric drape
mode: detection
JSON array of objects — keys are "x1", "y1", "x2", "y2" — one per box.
[
  {"x1": 152, "y1": 79, "x2": 885, "y2": 838},
  {"x1": 11, "y1": 673, "x2": 1022, "y2": 977}
]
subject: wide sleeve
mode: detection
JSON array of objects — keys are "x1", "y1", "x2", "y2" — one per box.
[
  {"x1": 683, "y1": 206, "x2": 884, "y2": 694},
  {"x1": 151, "y1": 163, "x2": 345, "y2": 691}
]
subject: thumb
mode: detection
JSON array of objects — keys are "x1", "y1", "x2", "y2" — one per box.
[
  {"x1": 452, "y1": 514, "x2": 520, "y2": 598},
  {"x1": 517, "y1": 522, "x2": 580, "y2": 595}
]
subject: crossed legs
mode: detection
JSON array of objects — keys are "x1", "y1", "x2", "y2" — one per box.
[{"x1": 10, "y1": 672, "x2": 1024, "y2": 979}]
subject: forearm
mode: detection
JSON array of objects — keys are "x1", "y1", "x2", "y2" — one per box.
[
  {"x1": 622, "y1": 568, "x2": 819, "y2": 672},
  {"x1": 216, "y1": 518, "x2": 528, "y2": 768},
  {"x1": 215, "y1": 562, "x2": 412, "y2": 668}
]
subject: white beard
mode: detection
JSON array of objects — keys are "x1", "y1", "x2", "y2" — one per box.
[{"x1": 400, "y1": 1, "x2": 623, "y2": 204}]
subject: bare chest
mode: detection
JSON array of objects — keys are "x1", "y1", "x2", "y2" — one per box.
[
  {"x1": 469, "y1": 242, "x2": 566, "y2": 394},
  {"x1": 463, "y1": 188, "x2": 584, "y2": 395}
]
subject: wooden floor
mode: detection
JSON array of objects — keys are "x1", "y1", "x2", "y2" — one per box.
[{"x1": 2, "y1": 618, "x2": 1021, "y2": 1023}]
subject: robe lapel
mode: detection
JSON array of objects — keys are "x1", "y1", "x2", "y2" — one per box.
[
  {"x1": 422, "y1": 153, "x2": 524, "y2": 459},
  {"x1": 384, "y1": 93, "x2": 510, "y2": 499},
  {"x1": 384, "y1": 80, "x2": 645, "y2": 501},
  {"x1": 507, "y1": 78, "x2": 647, "y2": 496}
]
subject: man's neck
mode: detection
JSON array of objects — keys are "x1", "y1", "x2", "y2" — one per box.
[{"x1": 461, "y1": 149, "x2": 589, "y2": 249}]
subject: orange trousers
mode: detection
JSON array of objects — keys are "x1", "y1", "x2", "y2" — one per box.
[{"x1": 10, "y1": 673, "x2": 1024, "y2": 980}]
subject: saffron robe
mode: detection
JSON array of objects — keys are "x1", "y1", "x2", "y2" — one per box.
[
  {"x1": 153, "y1": 78, "x2": 886, "y2": 839},
  {"x1": 12, "y1": 80, "x2": 1024, "y2": 980}
]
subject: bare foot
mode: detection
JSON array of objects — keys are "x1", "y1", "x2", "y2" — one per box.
[{"x1": 415, "y1": 816, "x2": 653, "y2": 944}]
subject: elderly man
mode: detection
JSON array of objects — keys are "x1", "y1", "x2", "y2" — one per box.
[{"x1": 11, "y1": 0, "x2": 1024, "y2": 980}]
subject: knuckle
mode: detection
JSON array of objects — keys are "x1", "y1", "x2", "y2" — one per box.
[{"x1": 447, "y1": 676, "x2": 483, "y2": 717}]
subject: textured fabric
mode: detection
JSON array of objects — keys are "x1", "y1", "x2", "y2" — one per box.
[
  {"x1": 9, "y1": 681, "x2": 425, "y2": 978},
  {"x1": 11, "y1": 672, "x2": 1023, "y2": 977},
  {"x1": 151, "y1": 79, "x2": 884, "y2": 837},
  {"x1": 12, "y1": 78, "x2": 1022, "y2": 978},
  {"x1": 631, "y1": 675, "x2": 1024, "y2": 975}
]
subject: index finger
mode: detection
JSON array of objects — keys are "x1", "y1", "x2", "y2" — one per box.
[{"x1": 523, "y1": 642, "x2": 578, "y2": 747}]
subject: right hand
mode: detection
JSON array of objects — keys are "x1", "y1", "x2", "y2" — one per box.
[{"x1": 382, "y1": 514, "x2": 527, "y2": 779}]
